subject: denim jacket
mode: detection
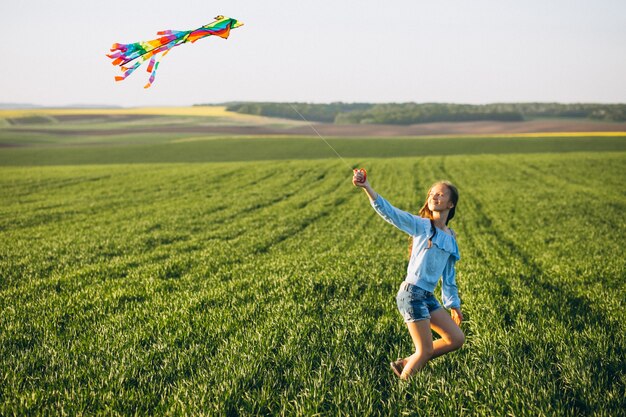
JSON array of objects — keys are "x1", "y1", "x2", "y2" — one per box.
[{"x1": 370, "y1": 194, "x2": 461, "y2": 308}]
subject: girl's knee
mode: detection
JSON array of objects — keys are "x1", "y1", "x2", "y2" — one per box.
[{"x1": 451, "y1": 331, "x2": 465, "y2": 350}]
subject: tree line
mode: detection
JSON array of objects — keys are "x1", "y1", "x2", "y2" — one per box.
[{"x1": 218, "y1": 102, "x2": 626, "y2": 124}]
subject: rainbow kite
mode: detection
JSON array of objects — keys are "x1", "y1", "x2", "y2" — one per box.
[{"x1": 107, "y1": 15, "x2": 243, "y2": 88}]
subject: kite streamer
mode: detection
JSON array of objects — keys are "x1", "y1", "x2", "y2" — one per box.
[{"x1": 107, "y1": 15, "x2": 243, "y2": 88}]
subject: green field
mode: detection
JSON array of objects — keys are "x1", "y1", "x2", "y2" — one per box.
[
  {"x1": 1, "y1": 110, "x2": 625, "y2": 415},
  {"x1": 1, "y1": 133, "x2": 626, "y2": 166}
]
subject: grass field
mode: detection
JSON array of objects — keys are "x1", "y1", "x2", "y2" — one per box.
[{"x1": 1, "y1": 109, "x2": 625, "y2": 415}]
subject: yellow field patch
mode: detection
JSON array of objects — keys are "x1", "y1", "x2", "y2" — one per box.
[
  {"x1": 0, "y1": 106, "x2": 253, "y2": 120},
  {"x1": 414, "y1": 132, "x2": 626, "y2": 139},
  {"x1": 366, "y1": 132, "x2": 626, "y2": 140},
  {"x1": 486, "y1": 131, "x2": 626, "y2": 138}
]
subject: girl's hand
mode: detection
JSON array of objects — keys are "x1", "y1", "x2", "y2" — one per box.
[
  {"x1": 352, "y1": 169, "x2": 368, "y2": 188},
  {"x1": 451, "y1": 308, "x2": 463, "y2": 326}
]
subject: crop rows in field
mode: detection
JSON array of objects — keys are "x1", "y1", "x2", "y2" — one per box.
[{"x1": 1, "y1": 152, "x2": 625, "y2": 415}]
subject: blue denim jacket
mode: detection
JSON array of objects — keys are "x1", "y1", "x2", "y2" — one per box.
[{"x1": 370, "y1": 194, "x2": 461, "y2": 309}]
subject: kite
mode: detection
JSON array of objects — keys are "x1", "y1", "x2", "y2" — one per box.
[{"x1": 107, "y1": 15, "x2": 243, "y2": 88}]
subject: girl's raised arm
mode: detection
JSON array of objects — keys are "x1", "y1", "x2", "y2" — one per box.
[{"x1": 353, "y1": 171, "x2": 424, "y2": 236}]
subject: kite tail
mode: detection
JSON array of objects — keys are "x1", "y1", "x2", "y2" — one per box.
[
  {"x1": 144, "y1": 57, "x2": 159, "y2": 88},
  {"x1": 143, "y1": 49, "x2": 171, "y2": 89},
  {"x1": 107, "y1": 51, "x2": 126, "y2": 67},
  {"x1": 144, "y1": 61, "x2": 160, "y2": 89},
  {"x1": 108, "y1": 42, "x2": 143, "y2": 67},
  {"x1": 115, "y1": 61, "x2": 142, "y2": 82}
]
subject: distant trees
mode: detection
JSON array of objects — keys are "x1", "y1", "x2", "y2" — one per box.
[
  {"x1": 334, "y1": 103, "x2": 524, "y2": 124},
  {"x1": 505, "y1": 103, "x2": 626, "y2": 121},
  {"x1": 222, "y1": 102, "x2": 626, "y2": 124},
  {"x1": 225, "y1": 102, "x2": 371, "y2": 123}
]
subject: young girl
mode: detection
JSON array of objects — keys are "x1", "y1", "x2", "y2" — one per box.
[{"x1": 352, "y1": 170, "x2": 465, "y2": 380}]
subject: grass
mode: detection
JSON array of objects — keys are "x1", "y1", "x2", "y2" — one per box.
[
  {"x1": 0, "y1": 134, "x2": 625, "y2": 166},
  {"x1": 1, "y1": 152, "x2": 625, "y2": 416},
  {"x1": 1, "y1": 108, "x2": 624, "y2": 414}
]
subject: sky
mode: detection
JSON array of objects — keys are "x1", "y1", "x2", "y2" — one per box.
[{"x1": 1, "y1": 0, "x2": 625, "y2": 107}]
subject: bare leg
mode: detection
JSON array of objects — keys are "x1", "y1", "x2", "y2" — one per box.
[
  {"x1": 400, "y1": 319, "x2": 434, "y2": 379},
  {"x1": 429, "y1": 308, "x2": 465, "y2": 359},
  {"x1": 396, "y1": 309, "x2": 464, "y2": 374}
]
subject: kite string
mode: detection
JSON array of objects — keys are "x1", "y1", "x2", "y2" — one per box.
[{"x1": 288, "y1": 104, "x2": 353, "y2": 171}]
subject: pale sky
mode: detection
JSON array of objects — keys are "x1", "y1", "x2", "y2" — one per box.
[{"x1": 1, "y1": 0, "x2": 625, "y2": 107}]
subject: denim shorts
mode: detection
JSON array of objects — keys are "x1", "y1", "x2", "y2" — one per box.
[{"x1": 396, "y1": 282, "x2": 442, "y2": 323}]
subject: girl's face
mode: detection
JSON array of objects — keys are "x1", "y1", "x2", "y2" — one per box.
[{"x1": 427, "y1": 184, "x2": 455, "y2": 212}]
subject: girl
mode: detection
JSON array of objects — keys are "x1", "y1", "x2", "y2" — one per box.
[{"x1": 352, "y1": 170, "x2": 465, "y2": 380}]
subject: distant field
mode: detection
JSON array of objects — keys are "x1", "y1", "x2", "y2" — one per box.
[
  {"x1": 1, "y1": 108, "x2": 626, "y2": 165},
  {"x1": 0, "y1": 106, "x2": 250, "y2": 119},
  {"x1": 0, "y1": 106, "x2": 305, "y2": 134},
  {"x1": 2, "y1": 107, "x2": 626, "y2": 139},
  {"x1": 1, "y1": 153, "x2": 624, "y2": 415}
]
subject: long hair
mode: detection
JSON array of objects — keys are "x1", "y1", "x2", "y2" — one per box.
[
  {"x1": 418, "y1": 181, "x2": 459, "y2": 225},
  {"x1": 408, "y1": 181, "x2": 459, "y2": 259}
]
